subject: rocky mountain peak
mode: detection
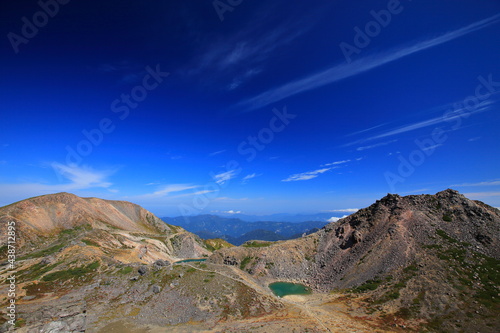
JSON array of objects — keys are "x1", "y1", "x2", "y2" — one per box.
[
  {"x1": 377, "y1": 192, "x2": 402, "y2": 206},
  {"x1": 211, "y1": 189, "x2": 499, "y2": 290}
]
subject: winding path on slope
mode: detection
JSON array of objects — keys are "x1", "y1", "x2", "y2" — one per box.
[{"x1": 181, "y1": 262, "x2": 380, "y2": 332}]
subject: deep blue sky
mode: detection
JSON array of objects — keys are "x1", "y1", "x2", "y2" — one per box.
[{"x1": 1, "y1": 0, "x2": 499, "y2": 216}]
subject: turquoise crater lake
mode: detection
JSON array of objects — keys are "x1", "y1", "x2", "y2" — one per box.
[
  {"x1": 269, "y1": 282, "x2": 312, "y2": 297},
  {"x1": 175, "y1": 258, "x2": 207, "y2": 263}
]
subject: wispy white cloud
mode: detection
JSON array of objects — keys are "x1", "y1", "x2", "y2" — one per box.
[
  {"x1": 192, "y1": 190, "x2": 216, "y2": 196},
  {"x1": 160, "y1": 189, "x2": 219, "y2": 200},
  {"x1": 98, "y1": 61, "x2": 137, "y2": 73},
  {"x1": 464, "y1": 192, "x2": 500, "y2": 198},
  {"x1": 209, "y1": 150, "x2": 227, "y2": 157},
  {"x1": 212, "y1": 209, "x2": 242, "y2": 214},
  {"x1": 347, "y1": 123, "x2": 388, "y2": 137},
  {"x1": 282, "y1": 167, "x2": 332, "y2": 182},
  {"x1": 213, "y1": 170, "x2": 238, "y2": 185},
  {"x1": 213, "y1": 197, "x2": 248, "y2": 202},
  {"x1": 452, "y1": 180, "x2": 500, "y2": 187},
  {"x1": 323, "y1": 208, "x2": 359, "y2": 213},
  {"x1": 51, "y1": 163, "x2": 114, "y2": 189},
  {"x1": 327, "y1": 215, "x2": 348, "y2": 222},
  {"x1": 237, "y1": 14, "x2": 500, "y2": 111},
  {"x1": 197, "y1": 26, "x2": 305, "y2": 74},
  {"x1": 144, "y1": 184, "x2": 199, "y2": 198},
  {"x1": 0, "y1": 163, "x2": 116, "y2": 204},
  {"x1": 190, "y1": 18, "x2": 310, "y2": 91},
  {"x1": 321, "y1": 160, "x2": 350, "y2": 167},
  {"x1": 356, "y1": 140, "x2": 397, "y2": 151},
  {"x1": 97, "y1": 61, "x2": 147, "y2": 85},
  {"x1": 401, "y1": 188, "x2": 430, "y2": 194},
  {"x1": 422, "y1": 144, "x2": 443, "y2": 151},
  {"x1": 241, "y1": 173, "x2": 262, "y2": 184},
  {"x1": 347, "y1": 99, "x2": 496, "y2": 146},
  {"x1": 228, "y1": 68, "x2": 263, "y2": 90},
  {"x1": 140, "y1": 187, "x2": 217, "y2": 200}
]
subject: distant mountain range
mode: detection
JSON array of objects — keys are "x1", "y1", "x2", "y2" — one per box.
[
  {"x1": 208, "y1": 212, "x2": 347, "y2": 222},
  {"x1": 161, "y1": 214, "x2": 327, "y2": 245}
]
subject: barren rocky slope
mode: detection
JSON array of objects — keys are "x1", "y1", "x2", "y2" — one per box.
[
  {"x1": 0, "y1": 192, "x2": 210, "y2": 261},
  {"x1": 209, "y1": 189, "x2": 500, "y2": 332}
]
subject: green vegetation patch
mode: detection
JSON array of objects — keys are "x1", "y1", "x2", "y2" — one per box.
[
  {"x1": 203, "y1": 238, "x2": 233, "y2": 251},
  {"x1": 351, "y1": 278, "x2": 383, "y2": 293},
  {"x1": 395, "y1": 307, "x2": 412, "y2": 320},
  {"x1": 0, "y1": 245, "x2": 8, "y2": 258},
  {"x1": 243, "y1": 241, "x2": 272, "y2": 248},
  {"x1": 403, "y1": 264, "x2": 418, "y2": 273},
  {"x1": 436, "y1": 229, "x2": 457, "y2": 243},
  {"x1": 204, "y1": 243, "x2": 216, "y2": 252},
  {"x1": 412, "y1": 291, "x2": 425, "y2": 305},
  {"x1": 59, "y1": 229, "x2": 78, "y2": 237},
  {"x1": 372, "y1": 264, "x2": 418, "y2": 305},
  {"x1": 422, "y1": 244, "x2": 442, "y2": 250},
  {"x1": 430, "y1": 231, "x2": 499, "y2": 309},
  {"x1": 23, "y1": 281, "x2": 58, "y2": 296},
  {"x1": 473, "y1": 254, "x2": 500, "y2": 308},
  {"x1": 42, "y1": 261, "x2": 100, "y2": 282},
  {"x1": 20, "y1": 243, "x2": 65, "y2": 260},
  {"x1": 240, "y1": 256, "x2": 253, "y2": 271},
  {"x1": 19, "y1": 261, "x2": 60, "y2": 281},
  {"x1": 14, "y1": 318, "x2": 26, "y2": 328},
  {"x1": 442, "y1": 214, "x2": 453, "y2": 222},
  {"x1": 58, "y1": 224, "x2": 92, "y2": 238},
  {"x1": 82, "y1": 239, "x2": 100, "y2": 247},
  {"x1": 444, "y1": 248, "x2": 466, "y2": 262}
]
